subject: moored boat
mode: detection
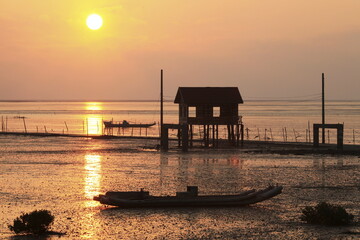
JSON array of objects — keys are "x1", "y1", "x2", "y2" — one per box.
[
  {"x1": 103, "y1": 120, "x2": 156, "y2": 128},
  {"x1": 93, "y1": 185, "x2": 283, "y2": 208}
]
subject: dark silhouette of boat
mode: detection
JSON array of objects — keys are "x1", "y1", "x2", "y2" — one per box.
[
  {"x1": 103, "y1": 120, "x2": 156, "y2": 128},
  {"x1": 93, "y1": 185, "x2": 282, "y2": 208}
]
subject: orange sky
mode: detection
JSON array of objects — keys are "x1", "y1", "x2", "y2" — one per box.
[{"x1": 1, "y1": 0, "x2": 360, "y2": 100}]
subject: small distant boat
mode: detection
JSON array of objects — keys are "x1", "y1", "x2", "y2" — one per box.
[
  {"x1": 13, "y1": 116, "x2": 27, "y2": 119},
  {"x1": 93, "y1": 185, "x2": 283, "y2": 208},
  {"x1": 103, "y1": 120, "x2": 156, "y2": 128}
]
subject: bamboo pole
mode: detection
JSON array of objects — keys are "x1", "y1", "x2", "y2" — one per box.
[
  {"x1": 353, "y1": 129, "x2": 355, "y2": 144},
  {"x1": 64, "y1": 121, "x2": 69, "y2": 132},
  {"x1": 23, "y1": 118, "x2": 27, "y2": 133}
]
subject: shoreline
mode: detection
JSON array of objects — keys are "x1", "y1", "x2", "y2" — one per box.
[{"x1": 2, "y1": 131, "x2": 360, "y2": 156}]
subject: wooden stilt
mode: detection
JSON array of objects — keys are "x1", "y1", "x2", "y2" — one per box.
[{"x1": 190, "y1": 124, "x2": 193, "y2": 148}]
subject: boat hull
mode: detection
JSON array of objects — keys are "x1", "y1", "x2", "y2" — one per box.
[{"x1": 94, "y1": 186, "x2": 283, "y2": 208}]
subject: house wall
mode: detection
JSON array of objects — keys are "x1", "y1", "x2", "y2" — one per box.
[{"x1": 178, "y1": 103, "x2": 240, "y2": 125}]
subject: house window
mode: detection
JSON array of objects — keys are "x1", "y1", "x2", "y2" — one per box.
[
  {"x1": 213, "y1": 107, "x2": 220, "y2": 117},
  {"x1": 189, "y1": 107, "x2": 196, "y2": 117}
]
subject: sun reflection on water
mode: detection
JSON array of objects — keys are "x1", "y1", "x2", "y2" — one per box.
[
  {"x1": 85, "y1": 116, "x2": 103, "y2": 135},
  {"x1": 84, "y1": 154, "x2": 102, "y2": 207},
  {"x1": 85, "y1": 102, "x2": 102, "y2": 111},
  {"x1": 84, "y1": 102, "x2": 103, "y2": 135}
]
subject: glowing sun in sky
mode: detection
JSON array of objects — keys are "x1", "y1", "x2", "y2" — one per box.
[{"x1": 86, "y1": 14, "x2": 103, "y2": 30}]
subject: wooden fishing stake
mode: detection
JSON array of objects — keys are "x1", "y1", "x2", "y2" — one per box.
[
  {"x1": 44, "y1": 126, "x2": 47, "y2": 133},
  {"x1": 23, "y1": 118, "x2": 27, "y2": 133},
  {"x1": 264, "y1": 129, "x2": 267, "y2": 142},
  {"x1": 246, "y1": 128, "x2": 249, "y2": 140},
  {"x1": 270, "y1": 128, "x2": 273, "y2": 141},
  {"x1": 257, "y1": 128, "x2": 260, "y2": 140},
  {"x1": 86, "y1": 118, "x2": 88, "y2": 136},
  {"x1": 353, "y1": 129, "x2": 355, "y2": 144},
  {"x1": 5, "y1": 116, "x2": 8, "y2": 132},
  {"x1": 36, "y1": 126, "x2": 38, "y2": 133},
  {"x1": 285, "y1": 127, "x2": 287, "y2": 142},
  {"x1": 327, "y1": 130, "x2": 330, "y2": 143},
  {"x1": 64, "y1": 121, "x2": 69, "y2": 132},
  {"x1": 293, "y1": 129, "x2": 297, "y2": 142}
]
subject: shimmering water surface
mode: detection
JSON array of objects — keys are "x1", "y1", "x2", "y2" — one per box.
[
  {"x1": 1, "y1": 100, "x2": 360, "y2": 143},
  {"x1": 1, "y1": 101, "x2": 360, "y2": 239}
]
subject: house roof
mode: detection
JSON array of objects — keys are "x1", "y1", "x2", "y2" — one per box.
[{"x1": 174, "y1": 87, "x2": 243, "y2": 104}]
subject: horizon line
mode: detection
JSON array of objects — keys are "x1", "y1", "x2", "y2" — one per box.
[{"x1": 0, "y1": 99, "x2": 359, "y2": 103}]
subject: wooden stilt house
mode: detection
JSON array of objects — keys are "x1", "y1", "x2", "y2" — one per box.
[{"x1": 174, "y1": 87, "x2": 244, "y2": 147}]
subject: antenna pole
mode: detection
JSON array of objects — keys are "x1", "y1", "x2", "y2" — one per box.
[
  {"x1": 160, "y1": 69, "x2": 164, "y2": 145},
  {"x1": 322, "y1": 73, "x2": 325, "y2": 144}
]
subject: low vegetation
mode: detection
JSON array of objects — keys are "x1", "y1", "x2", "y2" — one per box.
[
  {"x1": 301, "y1": 202, "x2": 354, "y2": 226},
  {"x1": 8, "y1": 210, "x2": 55, "y2": 234}
]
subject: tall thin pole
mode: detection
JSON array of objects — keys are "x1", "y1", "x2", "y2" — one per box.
[
  {"x1": 160, "y1": 69, "x2": 164, "y2": 145},
  {"x1": 322, "y1": 73, "x2": 325, "y2": 144}
]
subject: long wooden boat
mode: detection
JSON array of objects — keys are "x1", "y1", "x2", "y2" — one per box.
[
  {"x1": 103, "y1": 120, "x2": 156, "y2": 128},
  {"x1": 93, "y1": 185, "x2": 283, "y2": 208}
]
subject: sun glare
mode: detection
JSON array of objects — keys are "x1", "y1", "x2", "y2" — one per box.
[{"x1": 86, "y1": 14, "x2": 103, "y2": 30}]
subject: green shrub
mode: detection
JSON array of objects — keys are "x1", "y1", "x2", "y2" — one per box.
[
  {"x1": 8, "y1": 210, "x2": 54, "y2": 234},
  {"x1": 301, "y1": 202, "x2": 354, "y2": 226}
]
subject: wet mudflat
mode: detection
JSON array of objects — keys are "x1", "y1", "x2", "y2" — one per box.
[{"x1": 0, "y1": 135, "x2": 359, "y2": 239}]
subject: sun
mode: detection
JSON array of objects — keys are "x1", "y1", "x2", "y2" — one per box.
[{"x1": 86, "y1": 14, "x2": 103, "y2": 30}]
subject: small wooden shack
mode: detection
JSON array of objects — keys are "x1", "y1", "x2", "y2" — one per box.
[{"x1": 174, "y1": 87, "x2": 244, "y2": 147}]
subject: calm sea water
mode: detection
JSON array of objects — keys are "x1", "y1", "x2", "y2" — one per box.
[
  {"x1": 1, "y1": 100, "x2": 360, "y2": 143},
  {"x1": 0, "y1": 101, "x2": 360, "y2": 239}
]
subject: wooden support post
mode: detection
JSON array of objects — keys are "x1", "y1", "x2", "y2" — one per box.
[
  {"x1": 240, "y1": 124, "x2": 244, "y2": 146},
  {"x1": 207, "y1": 125, "x2": 210, "y2": 147},
  {"x1": 212, "y1": 124, "x2": 215, "y2": 148},
  {"x1": 181, "y1": 124, "x2": 188, "y2": 152},
  {"x1": 236, "y1": 124, "x2": 240, "y2": 146},
  {"x1": 161, "y1": 127, "x2": 169, "y2": 151},
  {"x1": 215, "y1": 124, "x2": 219, "y2": 147},
  {"x1": 203, "y1": 125, "x2": 207, "y2": 147},
  {"x1": 177, "y1": 128, "x2": 181, "y2": 147},
  {"x1": 190, "y1": 124, "x2": 193, "y2": 148},
  {"x1": 337, "y1": 125, "x2": 344, "y2": 149},
  {"x1": 313, "y1": 124, "x2": 319, "y2": 147},
  {"x1": 227, "y1": 125, "x2": 231, "y2": 142}
]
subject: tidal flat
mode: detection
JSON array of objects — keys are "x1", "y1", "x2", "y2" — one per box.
[{"x1": 0, "y1": 135, "x2": 359, "y2": 239}]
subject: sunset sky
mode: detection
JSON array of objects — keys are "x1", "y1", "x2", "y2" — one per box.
[{"x1": 1, "y1": 1, "x2": 360, "y2": 100}]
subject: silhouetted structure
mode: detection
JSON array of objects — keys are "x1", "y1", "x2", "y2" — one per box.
[{"x1": 174, "y1": 87, "x2": 244, "y2": 147}]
